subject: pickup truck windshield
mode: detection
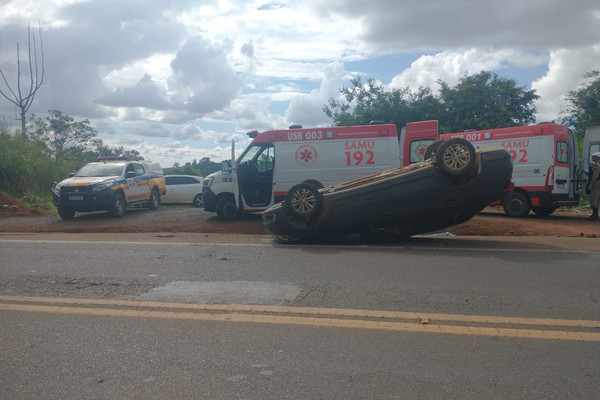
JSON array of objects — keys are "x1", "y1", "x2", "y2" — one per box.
[{"x1": 75, "y1": 164, "x2": 124, "y2": 177}]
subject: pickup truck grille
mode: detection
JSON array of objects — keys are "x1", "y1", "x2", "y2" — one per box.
[{"x1": 61, "y1": 186, "x2": 90, "y2": 194}]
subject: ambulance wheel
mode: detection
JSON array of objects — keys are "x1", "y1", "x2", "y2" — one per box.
[
  {"x1": 435, "y1": 138, "x2": 476, "y2": 176},
  {"x1": 532, "y1": 206, "x2": 556, "y2": 217},
  {"x1": 286, "y1": 183, "x2": 322, "y2": 219},
  {"x1": 58, "y1": 207, "x2": 75, "y2": 220},
  {"x1": 424, "y1": 140, "x2": 444, "y2": 160},
  {"x1": 502, "y1": 192, "x2": 531, "y2": 218},
  {"x1": 111, "y1": 193, "x2": 126, "y2": 218},
  {"x1": 216, "y1": 196, "x2": 241, "y2": 221},
  {"x1": 193, "y1": 194, "x2": 203, "y2": 208}
]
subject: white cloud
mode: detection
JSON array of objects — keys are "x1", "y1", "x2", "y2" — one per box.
[{"x1": 0, "y1": 0, "x2": 599, "y2": 167}]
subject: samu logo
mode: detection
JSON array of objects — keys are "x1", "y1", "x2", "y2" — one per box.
[{"x1": 295, "y1": 145, "x2": 318, "y2": 167}]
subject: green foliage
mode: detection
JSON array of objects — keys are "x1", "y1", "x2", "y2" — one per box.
[
  {"x1": 438, "y1": 71, "x2": 538, "y2": 132},
  {"x1": 565, "y1": 70, "x2": 600, "y2": 135},
  {"x1": 30, "y1": 110, "x2": 97, "y2": 161},
  {"x1": 0, "y1": 125, "x2": 71, "y2": 197},
  {"x1": 323, "y1": 76, "x2": 441, "y2": 127},
  {"x1": 324, "y1": 71, "x2": 538, "y2": 133}
]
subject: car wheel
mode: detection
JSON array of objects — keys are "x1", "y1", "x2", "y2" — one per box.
[
  {"x1": 111, "y1": 193, "x2": 126, "y2": 218},
  {"x1": 531, "y1": 206, "x2": 557, "y2": 217},
  {"x1": 216, "y1": 196, "x2": 241, "y2": 221},
  {"x1": 57, "y1": 207, "x2": 75, "y2": 220},
  {"x1": 424, "y1": 140, "x2": 444, "y2": 160},
  {"x1": 148, "y1": 188, "x2": 160, "y2": 210},
  {"x1": 193, "y1": 194, "x2": 203, "y2": 208},
  {"x1": 502, "y1": 192, "x2": 531, "y2": 217},
  {"x1": 285, "y1": 183, "x2": 322, "y2": 219},
  {"x1": 435, "y1": 138, "x2": 476, "y2": 176}
]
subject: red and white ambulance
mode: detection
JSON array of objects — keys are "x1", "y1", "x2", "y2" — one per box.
[
  {"x1": 431, "y1": 123, "x2": 580, "y2": 217},
  {"x1": 202, "y1": 123, "x2": 406, "y2": 220}
]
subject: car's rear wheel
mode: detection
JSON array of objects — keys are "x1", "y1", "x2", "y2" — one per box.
[
  {"x1": 435, "y1": 138, "x2": 476, "y2": 176},
  {"x1": 502, "y1": 192, "x2": 531, "y2": 217},
  {"x1": 216, "y1": 196, "x2": 241, "y2": 221},
  {"x1": 193, "y1": 194, "x2": 203, "y2": 208},
  {"x1": 57, "y1": 207, "x2": 75, "y2": 220},
  {"x1": 111, "y1": 193, "x2": 126, "y2": 218},
  {"x1": 285, "y1": 183, "x2": 322, "y2": 219},
  {"x1": 148, "y1": 188, "x2": 160, "y2": 210}
]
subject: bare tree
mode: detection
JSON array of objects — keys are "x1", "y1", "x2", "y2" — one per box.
[{"x1": 0, "y1": 23, "x2": 45, "y2": 137}]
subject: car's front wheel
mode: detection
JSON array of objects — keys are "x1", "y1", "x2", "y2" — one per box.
[
  {"x1": 435, "y1": 138, "x2": 476, "y2": 176},
  {"x1": 57, "y1": 207, "x2": 75, "y2": 220},
  {"x1": 285, "y1": 183, "x2": 322, "y2": 219},
  {"x1": 111, "y1": 193, "x2": 126, "y2": 218}
]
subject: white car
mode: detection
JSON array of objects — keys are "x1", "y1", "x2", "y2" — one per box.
[{"x1": 162, "y1": 175, "x2": 204, "y2": 207}]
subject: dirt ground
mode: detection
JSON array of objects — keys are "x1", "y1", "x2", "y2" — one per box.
[{"x1": 0, "y1": 192, "x2": 598, "y2": 238}]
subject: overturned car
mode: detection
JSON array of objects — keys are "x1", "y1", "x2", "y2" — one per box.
[{"x1": 261, "y1": 138, "x2": 513, "y2": 242}]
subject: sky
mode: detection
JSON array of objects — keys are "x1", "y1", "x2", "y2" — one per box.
[{"x1": 0, "y1": 0, "x2": 599, "y2": 168}]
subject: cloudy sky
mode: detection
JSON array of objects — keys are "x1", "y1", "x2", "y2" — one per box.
[{"x1": 1, "y1": 0, "x2": 599, "y2": 167}]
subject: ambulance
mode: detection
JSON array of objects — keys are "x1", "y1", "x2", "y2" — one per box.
[
  {"x1": 202, "y1": 123, "x2": 423, "y2": 220},
  {"x1": 432, "y1": 123, "x2": 580, "y2": 217},
  {"x1": 582, "y1": 125, "x2": 600, "y2": 200}
]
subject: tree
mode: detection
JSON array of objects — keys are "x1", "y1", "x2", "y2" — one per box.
[
  {"x1": 0, "y1": 23, "x2": 45, "y2": 136},
  {"x1": 564, "y1": 70, "x2": 600, "y2": 134},
  {"x1": 323, "y1": 76, "x2": 441, "y2": 127},
  {"x1": 30, "y1": 110, "x2": 97, "y2": 161},
  {"x1": 438, "y1": 71, "x2": 538, "y2": 132},
  {"x1": 93, "y1": 138, "x2": 144, "y2": 161}
]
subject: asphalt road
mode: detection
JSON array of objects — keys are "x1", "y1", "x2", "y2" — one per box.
[{"x1": 1, "y1": 234, "x2": 599, "y2": 399}]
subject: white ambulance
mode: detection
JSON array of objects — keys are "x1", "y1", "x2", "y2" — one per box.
[
  {"x1": 582, "y1": 125, "x2": 600, "y2": 200},
  {"x1": 436, "y1": 123, "x2": 580, "y2": 217},
  {"x1": 201, "y1": 123, "x2": 404, "y2": 220}
]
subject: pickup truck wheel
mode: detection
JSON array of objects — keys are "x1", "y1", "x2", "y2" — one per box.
[
  {"x1": 435, "y1": 138, "x2": 476, "y2": 176},
  {"x1": 111, "y1": 193, "x2": 126, "y2": 218},
  {"x1": 216, "y1": 196, "x2": 241, "y2": 221},
  {"x1": 148, "y1": 188, "x2": 160, "y2": 210},
  {"x1": 193, "y1": 194, "x2": 203, "y2": 208},
  {"x1": 285, "y1": 183, "x2": 322, "y2": 219},
  {"x1": 58, "y1": 207, "x2": 75, "y2": 220},
  {"x1": 502, "y1": 192, "x2": 531, "y2": 217}
]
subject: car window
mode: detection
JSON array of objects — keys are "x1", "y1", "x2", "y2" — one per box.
[
  {"x1": 76, "y1": 163, "x2": 124, "y2": 177},
  {"x1": 134, "y1": 163, "x2": 145, "y2": 176}
]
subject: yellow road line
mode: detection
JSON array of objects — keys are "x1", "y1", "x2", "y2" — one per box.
[{"x1": 1, "y1": 296, "x2": 599, "y2": 342}]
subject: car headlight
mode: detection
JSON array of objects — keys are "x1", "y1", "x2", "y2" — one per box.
[
  {"x1": 90, "y1": 181, "x2": 112, "y2": 192},
  {"x1": 52, "y1": 182, "x2": 63, "y2": 195},
  {"x1": 203, "y1": 177, "x2": 214, "y2": 188}
]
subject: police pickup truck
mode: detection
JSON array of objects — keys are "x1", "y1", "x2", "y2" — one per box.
[{"x1": 52, "y1": 157, "x2": 166, "y2": 219}]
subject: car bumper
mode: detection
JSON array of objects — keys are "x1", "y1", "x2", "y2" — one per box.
[{"x1": 53, "y1": 189, "x2": 116, "y2": 212}]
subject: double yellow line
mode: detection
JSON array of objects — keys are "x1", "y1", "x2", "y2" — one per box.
[{"x1": 1, "y1": 295, "x2": 599, "y2": 342}]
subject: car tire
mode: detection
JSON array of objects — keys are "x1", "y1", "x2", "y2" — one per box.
[
  {"x1": 57, "y1": 207, "x2": 75, "y2": 220},
  {"x1": 285, "y1": 183, "x2": 322, "y2": 219},
  {"x1": 216, "y1": 196, "x2": 241, "y2": 221},
  {"x1": 435, "y1": 138, "x2": 476, "y2": 176},
  {"x1": 502, "y1": 192, "x2": 531, "y2": 217},
  {"x1": 531, "y1": 206, "x2": 556, "y2": 217},
  {"x1": 111, "y1": 193, "x2": 126, "y2": 218},
  {"x1": 148, "y1": 188, "x2": 160, "y2": 210},
  {"x1": 424, "y1": 140, "x2": 444, "y2": 160},
  {"x1": 193, "y1": 194, "x2": 203, "y2": 208}
]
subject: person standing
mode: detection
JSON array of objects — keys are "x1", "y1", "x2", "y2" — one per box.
[{"x1": 587, "y1": 151, "x2": 600, "y2": 221}]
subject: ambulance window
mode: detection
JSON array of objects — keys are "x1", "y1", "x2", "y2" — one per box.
[
  {"x1": 410, "y1": 139, "x2": 434, "y2": 163},
  {"x1": 257, "y1": 145, "x2": 275, "y2": 172},
  {"x1": 556, "y1": 141, "x2": 568, "y2": 163}
]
